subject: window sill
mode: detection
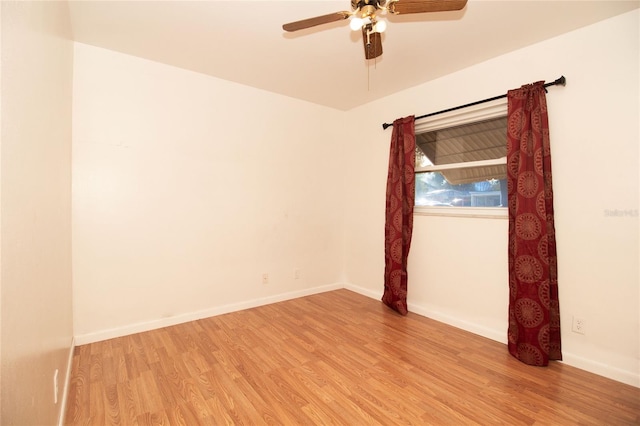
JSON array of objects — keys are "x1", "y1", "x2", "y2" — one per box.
[{"x1": 414, "y1": 206, "x2": 508, "y2": 219}]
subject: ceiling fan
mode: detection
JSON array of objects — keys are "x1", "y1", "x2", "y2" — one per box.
[{"x1": 282, "y1": 0, "x2": 468, "y2": 60}]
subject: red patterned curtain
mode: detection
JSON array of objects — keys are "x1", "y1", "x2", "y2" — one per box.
[
  {"x1": 382, "y1": 116, "x2": 415, "y2": 315},
  {"x1": 507, "y1": 82, "x2": 561, "y2": 365}
]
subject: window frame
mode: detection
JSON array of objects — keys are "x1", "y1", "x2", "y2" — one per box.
[{"x1": 414, "y1": 98, "x2": 508, "y2": 219}]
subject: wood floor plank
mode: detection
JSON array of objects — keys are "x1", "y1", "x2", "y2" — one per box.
[
  {"x1": 115, "y1": 381, "x2": 139, "y2": 425},
  {"x1": 226, "y1": 373, "x2": 281, "y2": 424},
  {"x1": 88, "y1": 381, "x2": 107, "y2": 425},
  {"x1": 134, "y1": 370, "x2": 164, "y2": 415},
  {"x1": 136, "y1": 410, "x2": 170, "y2": 426},
  {"x1": 65, "y1": 289, "x2": 640, "y2": 425},
  {"x1": 102, "y1": 383, "x2": 122, "y2": 425}
]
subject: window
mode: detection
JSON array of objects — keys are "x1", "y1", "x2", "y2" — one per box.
[{"x1": 414, "y1": 100, "x2": 508, "y2": 218}]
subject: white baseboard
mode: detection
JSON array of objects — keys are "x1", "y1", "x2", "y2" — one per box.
[
  {"x1": 419, "y1": 306, "x2": 640, "y2": 388},
  {"x1": 73, "y1": 282, "x2": 639, "y2": 389},
  {"x1": 561, "y1": 352, "x2": 639, "y2": 388},
  {"x1": 343, "y1": 282, "x2": 382, "y2": 300},
  {"x1": 74, "y1": 283, "x2": 343, "y2": 345},
  {"x1": 57, "y1": 337, "x2": 75, "y2": 426},
  {"x1": 407, "y1": 303, "x2": 507, "y2": 345},
  {"x1": 345, "y1": 282, "x2": 639, "y2": 388},
  {"x1": 412, "y1": 305, "x2": 639, "y2": 387},
  {"x1": 345, "y1": 283, "x2": 506, "y2": 343}
]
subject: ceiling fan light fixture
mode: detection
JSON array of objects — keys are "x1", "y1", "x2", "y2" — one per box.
[
  {"x1": 349, "y1": 16, "x2": 364, "y2": 30},
  {"x1": 373, "y1": 19, "x2": 387, "y2": 33},
  {"x1": 350, "y1": 15, "x2": 373, "y2": 31}
]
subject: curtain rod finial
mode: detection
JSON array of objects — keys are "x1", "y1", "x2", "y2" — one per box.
[
  {"x1": 382, "y1": 122, "x2": 392, "y2": 130},
  {"x1": 556, "y1": 76, "x2": 566, "y2": 86}
]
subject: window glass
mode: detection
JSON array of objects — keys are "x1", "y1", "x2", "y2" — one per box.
[{"x1": 415, "y1": 115, "x2": 507, "y2": 208}]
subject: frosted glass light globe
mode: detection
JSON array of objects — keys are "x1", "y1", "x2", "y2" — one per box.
[
  {"x1": 374, "y1": 20, "x2": 387, "y2": 33},
  {"x1": 350, "y1": 17, "x2": 364, "y2": 31}
]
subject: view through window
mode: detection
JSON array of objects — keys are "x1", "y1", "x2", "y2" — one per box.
[{"x1": 415, "y1": 115, "x2": 508, "y2": 208}]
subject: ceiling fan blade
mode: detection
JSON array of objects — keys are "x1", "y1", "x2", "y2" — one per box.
[
  {"x1": 388, "y1": 0, "x2": 467, "y2": 15},
  {"x1": 362, "y1": 27, "x2": 383, "y2": 60},
  {"x1": 283, "y1": 11, "x2": 351, "y2": 32}
]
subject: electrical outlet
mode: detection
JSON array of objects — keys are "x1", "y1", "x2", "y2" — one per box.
[
  {"x1": 294, "y1": 269, "x2": 301, "y2": 280},
  {"x1": 572, "y1": 316, "x2": 586, "y2": 335},
  {"x1": 262, "y1": 273, "x2": 269, "y2": 285},
  {"x1": 53, "y1": 369, "x2": 59, "y2": 404}
]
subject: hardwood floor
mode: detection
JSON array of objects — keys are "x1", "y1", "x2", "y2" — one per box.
[{"x1": 65, "y1": 289, "x2": 640, "y2": 425}]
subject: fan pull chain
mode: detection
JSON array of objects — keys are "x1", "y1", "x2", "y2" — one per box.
[
  {"x1": 365, "y1": 27, "x2": 376, "y2": 92},
  {"x1": 366, "y1": 45, "x2": 379, "y2": 92}
]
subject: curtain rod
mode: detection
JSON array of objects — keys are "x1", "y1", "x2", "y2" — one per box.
[{"x1": 381, "y1": 76, "x2": 566, "y2": 130}]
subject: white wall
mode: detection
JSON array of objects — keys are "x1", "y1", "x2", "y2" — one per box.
[
  {"x1": 0, "y1": 1, "x2": 74, "y2": 425},
  {"x1": 344, "y1": 10, "x2": 639, "y2": 386},
  {"x1": 72, "y1": 43, "x2": 347, "y2": 343}
]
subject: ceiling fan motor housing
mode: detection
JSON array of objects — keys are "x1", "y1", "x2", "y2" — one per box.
[{"x1": 352, "y1": 0, "x2": 386, "y2": 12}]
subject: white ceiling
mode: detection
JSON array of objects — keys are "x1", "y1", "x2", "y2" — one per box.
[{"x1": 67, "y1": 0, "x2": 639, "y2": 111}]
